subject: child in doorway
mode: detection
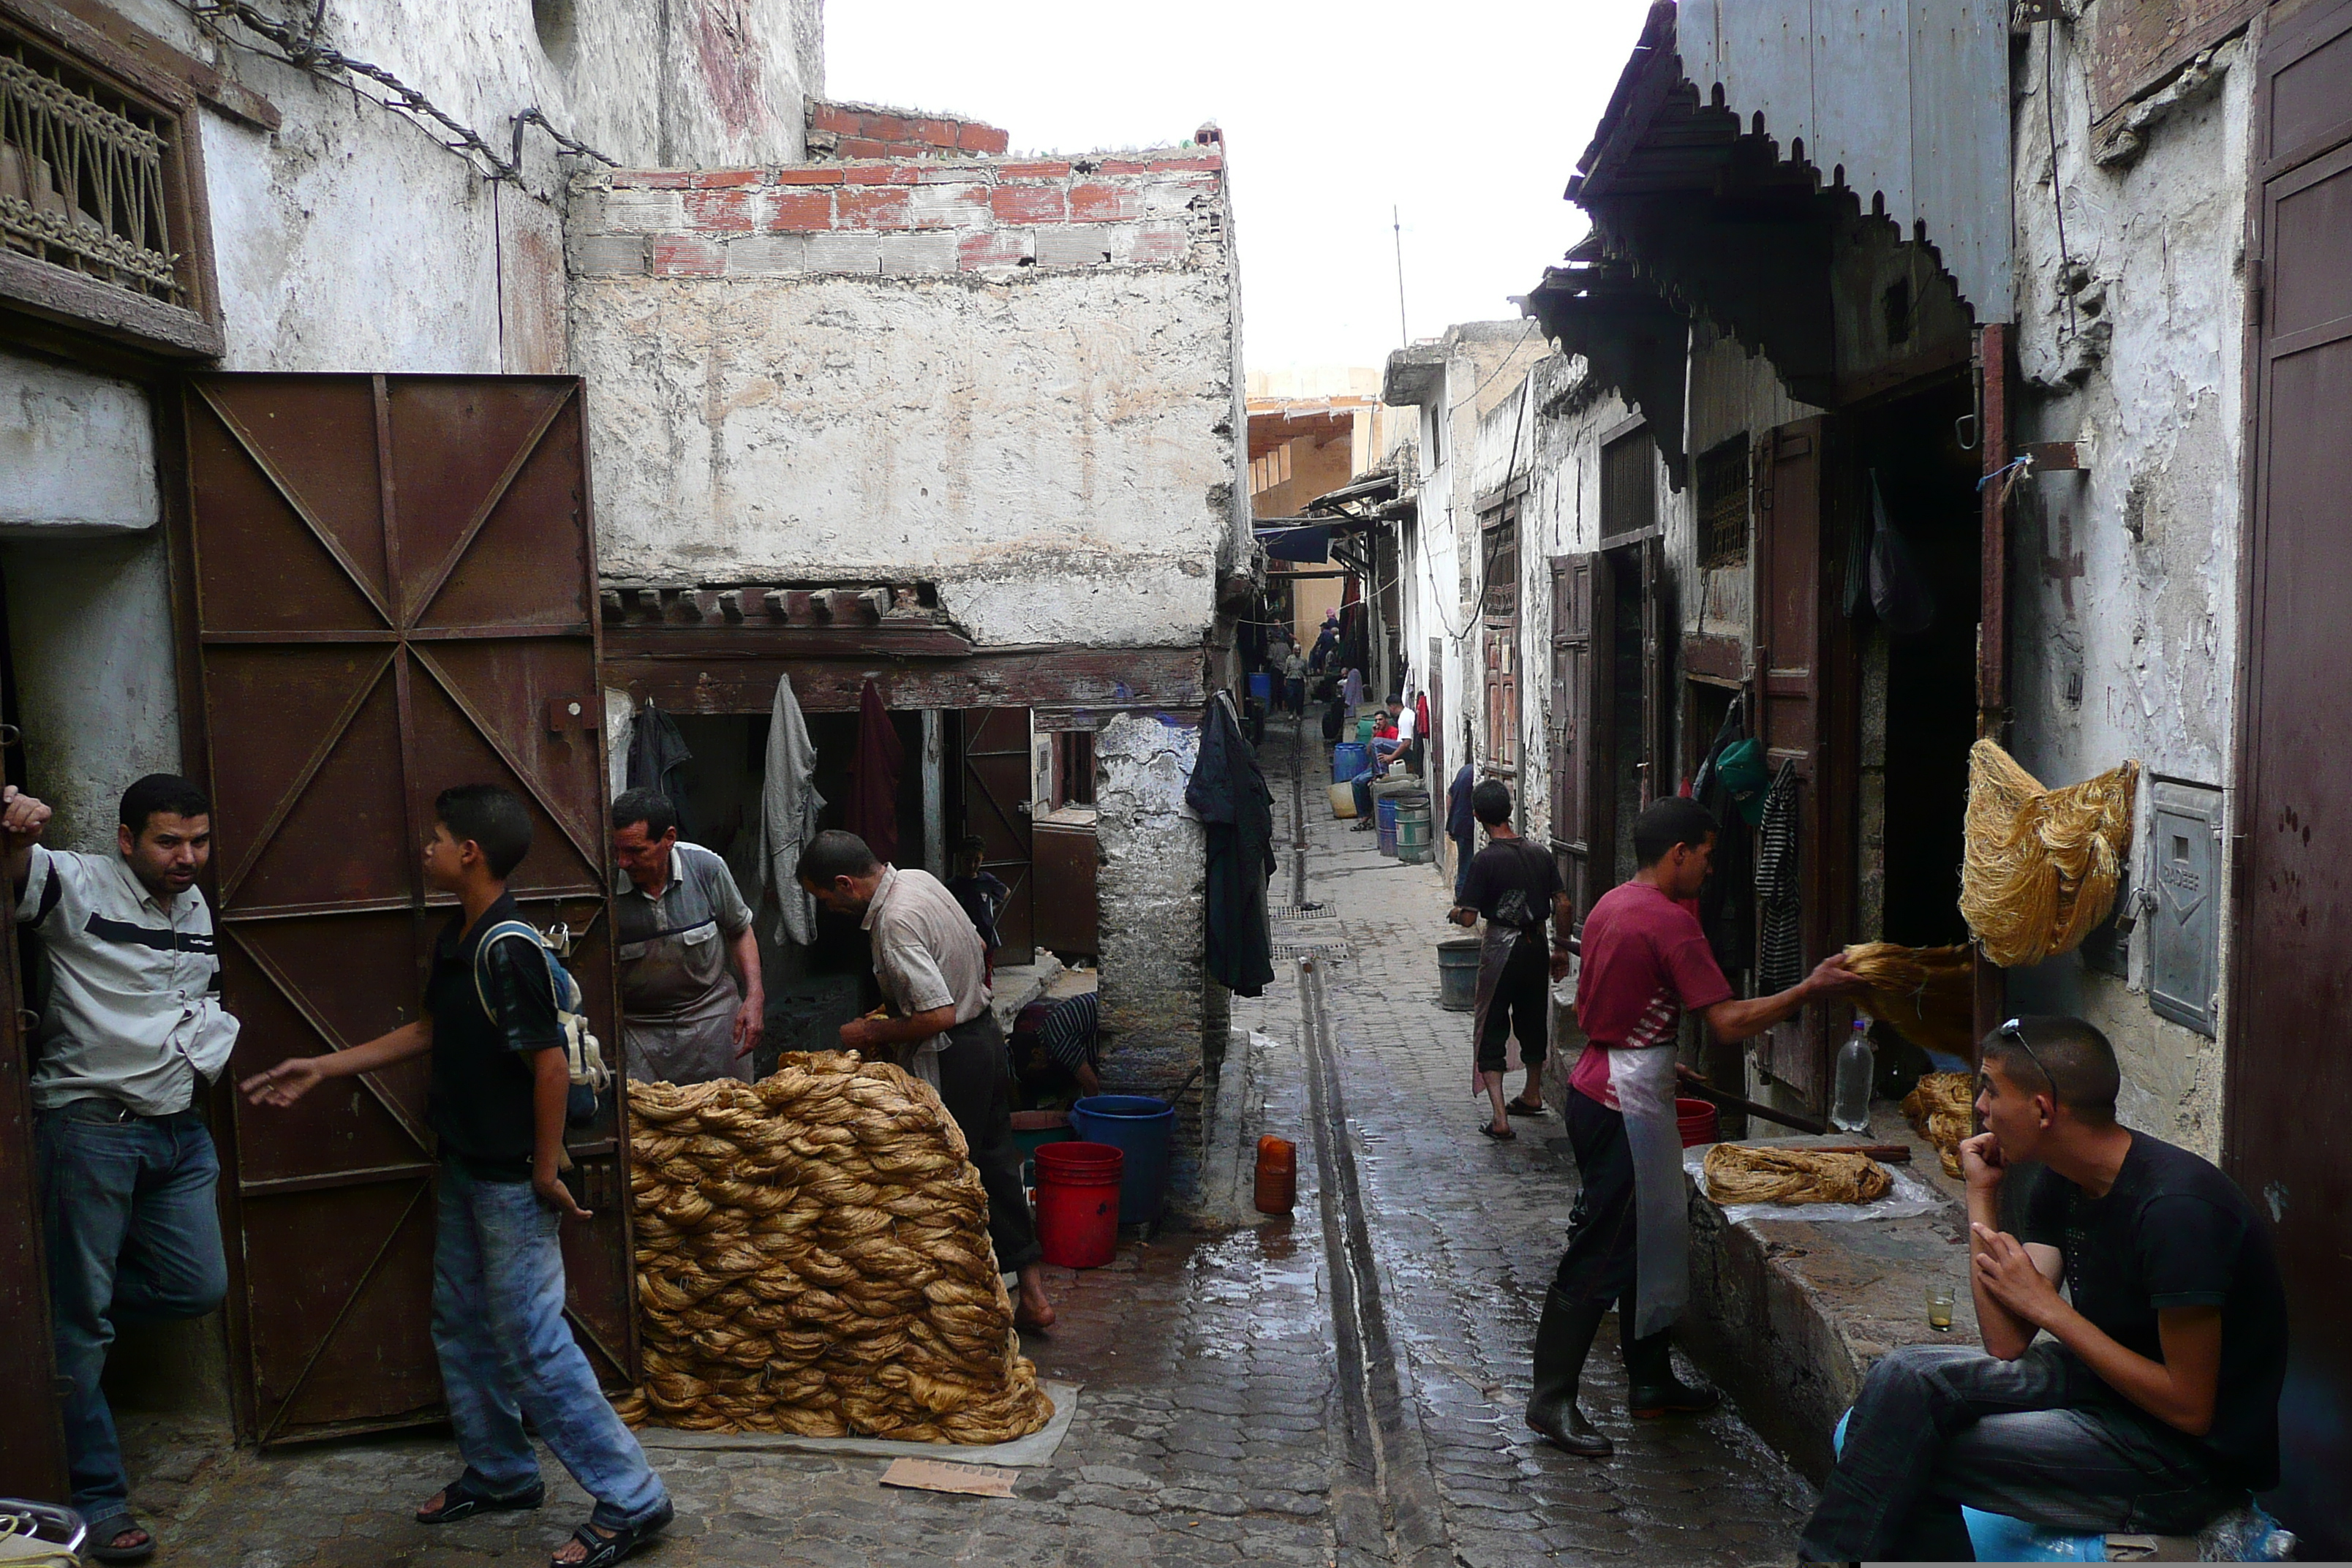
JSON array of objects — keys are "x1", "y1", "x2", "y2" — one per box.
[
  {"x1": 946, "y1": 833, "x2": 1011, "y2": 986},
  {"x1": 243, "y1": 785, "x2": 671, "y2": 1568}
]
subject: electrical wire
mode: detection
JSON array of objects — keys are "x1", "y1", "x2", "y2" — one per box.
[{"x1": 2043, "y1": 20, "x2": 2078, "y2": 342}]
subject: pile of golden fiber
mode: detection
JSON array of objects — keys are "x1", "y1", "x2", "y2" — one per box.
[
  {"x1": 1902, "y1": 1071, "x2": 1978, "y2": 1179},
  {"x1": 1843, "y1": 942, "x2": 1976, "y2": 1060},
  {"x1": 1959, "y1": 741, "x2": 2138, "y2": 969},
  {"x1": 1702, "y1": 1143, "x2": 1893, "y2": 1206},
  {"x1": 608, "y1": 1053, "x2": 1054, "y2": 1444}
]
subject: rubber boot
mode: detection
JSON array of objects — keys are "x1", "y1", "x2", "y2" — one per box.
[
  {"x1": 1624, "y1": 1315, "x2": 1719, "y2": 1417},
  {"x1": 1524, "y1": 1286, "x2": 1613, "y2": 1456}
]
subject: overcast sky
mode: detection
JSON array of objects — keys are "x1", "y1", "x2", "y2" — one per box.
[{"x1": 825, "y1": 1, "x2": 1654, "y2": 377}]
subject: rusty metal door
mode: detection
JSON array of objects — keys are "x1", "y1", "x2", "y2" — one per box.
[
  {"x1": 0, "y1": 663, "x2": 64, "y2": 1498},
  {"x1": 1550, "y1": 553, "x2": 1613, "y2": 930},
  {"x1": 960, "y1": 708, "x2": 1034, "y2": 965},
  {"x1": 2227, "y1": 4, "x2": 2352, "y2": 1548},
  {"x1": 1752, "y1": 418, "x2": 1855, "y2": 1114},
  {"x1": 181, "y1": 373, "x2": 633, "y2": 1444}
]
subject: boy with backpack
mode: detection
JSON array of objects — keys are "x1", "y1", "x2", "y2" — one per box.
[{"x1": 242, "y1": 785, "x2": 670, "y2": 1568}]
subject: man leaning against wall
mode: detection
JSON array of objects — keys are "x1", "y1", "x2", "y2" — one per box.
[{"x1": 6, "y1": 775, "x2": 235, "y2": 1566}]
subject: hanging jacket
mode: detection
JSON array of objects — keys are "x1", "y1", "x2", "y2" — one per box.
[
  {"x1": 847, "y1": 679, "x2": 902, "y2": 865},
  {"x1": 627, "y1": 702, "x2": 696, "y2": 842},
  {"x1": 1186, "y1": 693, "x2": 1276, "y2": 997},
  {"x1": 749, "y1": 674, "x2": 824, "y2": 947}
]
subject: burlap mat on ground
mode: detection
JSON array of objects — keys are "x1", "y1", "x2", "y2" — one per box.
[{"x1": 609, "y1": 1052, "x2": 1055, "y2": 1445}]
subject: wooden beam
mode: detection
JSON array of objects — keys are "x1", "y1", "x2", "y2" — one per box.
[{"x1": 600, "y1": 644, "x2": 1208, "y2": 716}]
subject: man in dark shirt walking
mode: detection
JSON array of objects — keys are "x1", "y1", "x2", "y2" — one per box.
[
  {"x1": 244, "y1": 785, "x2": 671, "y2": 1568},
  {"x1": 1448, "y1": 780, "x2": 1566, "y2": 1139},
  {"x1": 1798, "y1": 1015, "x2": 2287, "y2": 1560}
]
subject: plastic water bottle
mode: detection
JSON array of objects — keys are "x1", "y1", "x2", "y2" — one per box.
[{"x1": 1831, "y1": 1020, "x2": 1875, "y2": 1133}]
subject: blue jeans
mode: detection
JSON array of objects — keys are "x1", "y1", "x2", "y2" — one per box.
[
  {"x1": 1351, "y1": 765, "x2": 1378, "y2": 821},
  {"x1": 1798, "y1": 1341, "x2": 2237, "y2": 1560},
  {"x1": 432, "y1": 1161, "x2": 668, "y2": 1530},
  {"x1": 36, "y1": 1101, "x2": 228, "y2": 1519}
]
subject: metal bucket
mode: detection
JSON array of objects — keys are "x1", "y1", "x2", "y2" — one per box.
[
  {"x1": 1395, "y1": 802, "x2": 1434, "y2": 864},
  {"x1": 1376, "y1": 794, "x2": 1401, "y2": 856},
  {"x1": 1437, "y1": 936, "x2": 1480, "y2": 1011}
]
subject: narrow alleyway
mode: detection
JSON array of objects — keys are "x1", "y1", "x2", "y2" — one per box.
[{"x1": 121, "y1": 717, "x2": 1809, "y2": 1568}]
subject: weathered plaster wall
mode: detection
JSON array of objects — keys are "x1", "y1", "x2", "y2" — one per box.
[
  {"x1": 568, "y1": 150, "x2": 1242, "y2": 649},
  {"x1": 0, "y1": 355, "x2": 157, "y2": 533},
  {"x1": 1093, "y1": 712, "x2": 1205, "y2": 1088},
  {"x1": 2006, "y1": 23, "x2": 2250, "y2": 1158}
]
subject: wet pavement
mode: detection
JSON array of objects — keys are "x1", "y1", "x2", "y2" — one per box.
[{"x1": 115, "y1": 717, "x2": 1810, "y2": 1566}]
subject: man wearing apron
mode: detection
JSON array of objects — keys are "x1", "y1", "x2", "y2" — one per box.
[
  {"x1": 1529, "y1": 796, "x2": 1861, "y2": 1458},
  {"x1": 611, "y1": 788, "x2": 764, "y2": 1085},
  {"x1": 1448, "y1": 779, "x2": 1567, "y2": 1139}
]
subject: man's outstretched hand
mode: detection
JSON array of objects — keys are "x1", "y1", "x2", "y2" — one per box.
[
  {"x1": 1803, "y1": 952, "x2": 1866, "y2": 998},
  {"x1": 0, "y1": 785, "x2": 50, "y2": 843},
  {"x1": 242, "y1": 1056, "x2": 325, "y2": 1107}
]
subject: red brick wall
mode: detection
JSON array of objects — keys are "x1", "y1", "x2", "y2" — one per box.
[
  {"x1": 571, "y1": 146, "x2": 1229, "y2": 280},
  {"x1": 805, "y1": 100, "x2": 1011, "y2": 160}
]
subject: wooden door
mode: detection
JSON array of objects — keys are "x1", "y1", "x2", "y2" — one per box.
[
  {"x1": 959, "y1": 708, "x2": 1034, "y2": 965},
  {"x1": 182, "y1": 374, "x2": 633, "y2": 1444},
  {"x1": 1752, "y1": 417, "x2": 1855, "y2": 1113},
  {"x1": 2227, "y1": 4, "x2": 2352, "y2": 1548},
  {"x1": 0, "y1": 671, "x2": 64, "y2": 1499},
  {"x1": 1637, "y1": 535, "x2": 1675, "y2": 804},
  {"x1": 1549, "y1": 553, "x2": 1614, "y2": 930}
]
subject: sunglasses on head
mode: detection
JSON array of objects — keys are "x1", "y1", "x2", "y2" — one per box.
[{"x1": 1995, "y1": 1018, "x2": 2054, "y2": 1098}]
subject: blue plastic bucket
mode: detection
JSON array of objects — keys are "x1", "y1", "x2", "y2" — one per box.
[
  {"x1": 1333, "y1": 742, "x2": 1366, "y2": 783},
  {"x1": 1376, "y1": 794, "x2": 1402, "y2": 856},
  {"x1": 1068, "y1": 1094, "x2": 1177, "y2": 1225},
  {"x1": 1248, "y1": 671, "x2": 1273, "y2": 702}
]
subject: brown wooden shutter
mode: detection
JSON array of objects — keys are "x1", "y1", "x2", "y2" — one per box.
[
  {"x1": 1751, "y1": 415, "x2": 1856, "y2": 1114},
  {"x1": 1549, "y1": 552, "x2": 1615, "y2": 929}
]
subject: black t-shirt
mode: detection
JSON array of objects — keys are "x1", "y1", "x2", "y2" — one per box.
[
  {"x1": 1459, "y1": 837, "x2": 1561, "y2": 940},
  {"x1": 2021, "y1": 1133, "x2": 2288, "y2": 1488},
  {"x1": 426, "y1": 892, "x2": 564, "y2": 1181}
]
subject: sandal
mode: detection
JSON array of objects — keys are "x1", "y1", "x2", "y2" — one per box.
[
  {"x1": 418, "y1": 1474, "x2": 547, "y2": 1523},
  {"x1": 81, "y1": 1514, "x2": 155, "y2": 1566},
  {"x1": 1506, "y1": 1098, "x2": 1548, "y2": 1117},
  {"x1": 1478, "y1": 1123, "x2": 1516, "y2": 1141},
  {"x1": 552, "y1": 1499, "x2": 673, "y2": 1567}
]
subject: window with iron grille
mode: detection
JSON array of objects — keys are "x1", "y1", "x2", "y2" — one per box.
[
  {"x1": 1600, "y1": 429, "x2": 1655, "y2": 540},
  {"x1": 1, "y1": 20, "x2": 207, "y2": 333},
  {"x1": 1695, "y1": 434, "x2": 1750, "y2": 568}
]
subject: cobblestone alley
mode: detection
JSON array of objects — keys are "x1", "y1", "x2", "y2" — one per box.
[{"x1": 115, "y1": 720, "x2": 1810, "y2": 1567}]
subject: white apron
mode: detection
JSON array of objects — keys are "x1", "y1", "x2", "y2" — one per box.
[{"x1": 1606, "y1": 1041, "x2": 1689, "y2": 1339}]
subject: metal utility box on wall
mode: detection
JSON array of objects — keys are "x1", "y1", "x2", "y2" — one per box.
[{"x1": 2148, "y1": 779, "x2": 2222, "y2": 1036}]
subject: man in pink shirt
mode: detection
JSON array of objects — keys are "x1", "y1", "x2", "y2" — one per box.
[{"x1": 1527, "y1": 796, "x2": 1861, "y2": 1458}]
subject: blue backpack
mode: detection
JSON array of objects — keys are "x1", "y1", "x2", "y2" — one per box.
[{"x1": 472, "y1": 919, "x2": 610, "y2": 1126}]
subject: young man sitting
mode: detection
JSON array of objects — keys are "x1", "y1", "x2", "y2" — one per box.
[{"x1": 1798, "y1": 1015, "x2": 2288, "y2": 1561}]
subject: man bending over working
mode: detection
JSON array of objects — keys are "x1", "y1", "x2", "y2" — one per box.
[{"x1": 1797, "y1": 1015, "x2": 2287, "y2": 1560}]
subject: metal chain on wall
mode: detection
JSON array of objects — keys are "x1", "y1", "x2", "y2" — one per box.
[{"x1": 178, "y1": 0, "x2": 615, "y2": 183}]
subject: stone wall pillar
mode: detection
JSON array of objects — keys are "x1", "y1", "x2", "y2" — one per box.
[{"x1": 1094, "y1": 712, "x2": 1205, "y2": 1093}]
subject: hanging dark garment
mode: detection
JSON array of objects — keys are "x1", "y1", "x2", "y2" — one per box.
[
  {"x1": 627, "y1": 701, "x2": 696, "y2": 841},
  {"x1": 1186, "y1": 692, "x2": 1277, "y2": 997},
  {"x1": 1694, "y1": 701, "x2": 1756, "y2": 975},
  {"x1": 1755, "y1": 759, "x2": 1803, "y2": 994},
  {"x1": 848, "y1": 679, "x2": 903, "y2": 864}
]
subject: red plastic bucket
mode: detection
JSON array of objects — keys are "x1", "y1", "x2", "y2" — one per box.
[
  {"x1": 1035, "y1": 1141, "x2": 1124, "y2": 1268},
  {"x1": 1676, "y1": 1097, "x2": 1720, "y2": 1148}
]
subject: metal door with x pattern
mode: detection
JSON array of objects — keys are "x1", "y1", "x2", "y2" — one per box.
[{"x1": 181, "y1": 374, "x2": 633, "y2": 1444}]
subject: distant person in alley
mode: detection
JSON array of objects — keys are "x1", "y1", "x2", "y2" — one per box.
[
  {"x1": 610, "y1": 787, "x2": 764, "y2": 1085},
  {"x1": 1528, "y1": 796, "x2": 1860, "y2": 1459},
  {"x1": 244, "y1": 784, "x2": 673, "y2": 1567},
  {"x1": 8, "y1": 775, "x2": 234, "y2": 1566},
  {"x1": 1798, "y1": 1017, "x2": 2287, "y2": 1559},
  {"x1": 797, "y1": 829, "x2": 1056, "y2": 1333},
  {"x1": 1448, "y1": 780, "x2": 1567, "y2": 1140}
]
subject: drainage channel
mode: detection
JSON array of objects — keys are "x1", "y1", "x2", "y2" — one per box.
[{"x1": 1284, "y1": 717, "x2": 1451, "y2": 1567}]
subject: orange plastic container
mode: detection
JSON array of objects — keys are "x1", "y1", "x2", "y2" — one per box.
[{"x1": 1254, "y1": 1135, "x2": 1297, "y2": 1214}]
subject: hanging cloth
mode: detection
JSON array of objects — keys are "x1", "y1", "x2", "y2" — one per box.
[
  {"x1": 847, "y1": 679, "x2": 903, "y2": 865},
  {"x1": 1866, "y1": 470, "x2": 1937, "y2": 636},
  {"x1": 627, "y1": 701, "x2": 696, "y2": 841},
  {"x1": 1187, "y1": 691, "x2": 1277, "y2": 996},
  {"x1": 1754, "y1": 759, "x2": 1803, "y2": 994},
  {"x1": 749, "y1": 673, "x2": 824, "y2": 947},
  {"x1": 1611, "y1": 1043, "x2": 1689, "y2": 1338}
]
